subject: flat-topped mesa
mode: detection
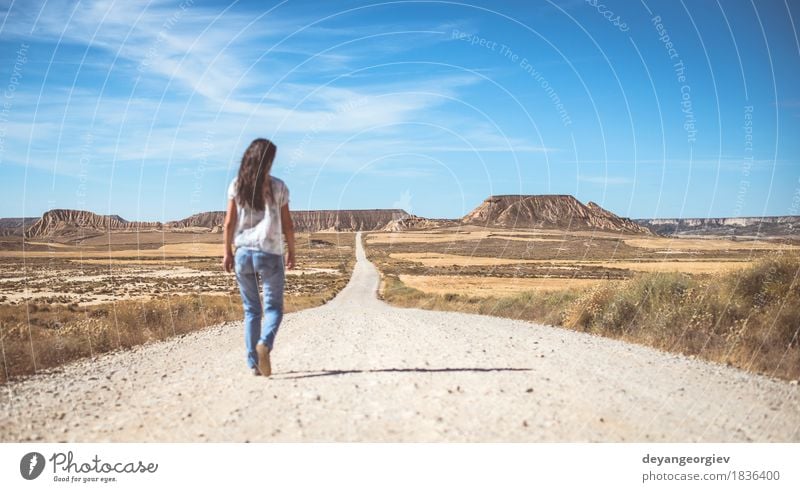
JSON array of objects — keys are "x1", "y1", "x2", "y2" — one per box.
[
  {"x1": 462, "y1": 194, "x2": 651, "y2": 234},
  {"x1": 24, "y1": 209, "x2": 162, "y2": 238},
  {"x1": 291, "y1": 209, "x2": 410, "y2": 232}
]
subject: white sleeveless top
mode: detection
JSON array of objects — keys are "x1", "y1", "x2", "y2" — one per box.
[{"x1": 227, "y1": 176, "x2": 290, "y2": 255}]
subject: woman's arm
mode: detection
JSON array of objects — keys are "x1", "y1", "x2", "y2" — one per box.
[
  {"x1": 222, "y1": 199, "x2": 237, "y2": 273},
  {"x1": 281, "y1": 203, "x2": 295, "y2": 269}
]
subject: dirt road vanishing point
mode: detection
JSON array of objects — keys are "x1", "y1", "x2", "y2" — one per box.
[{"x1": 2, "y1": 233, "x2": 798, "y2": 442}]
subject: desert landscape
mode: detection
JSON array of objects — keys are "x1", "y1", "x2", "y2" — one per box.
[
  {"x1": 3, "y1": 3, "x2": 800, "y2": 488},
  {"x1": 2, "y1": 195, "x2": 799, "y2": 386},
  {"x1": 0, "y1": 211, "x2": 356, "y2": 382},
  {"x1": 1, "y1": 195, "x2": 799, "y2": 442},
  {"x1": 366, "y1": 196, "x2": 800, "y2": 382},
  {"x1": 1, "y1": 229, "x2": 798, "y2": 443}
]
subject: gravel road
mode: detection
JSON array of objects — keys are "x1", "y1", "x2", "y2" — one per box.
[{"x1": 2, "y1": 232, "x2": 798, "y2": 442}]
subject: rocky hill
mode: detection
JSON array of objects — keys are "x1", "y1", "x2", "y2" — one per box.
[
  {"x1": 381, "y1": 215, "x2": 459, "y2": 231},
  {"x1": 635, "y1": 216, "x2": 800, "y2": 237},
  {"x1": 18, "y1": 208, "x2": 416, "y2": 237},
  {"x1": 462, "y1": 195, "x2": 651, "y2": 234},
  {"x1": 165, "y1": 212, "x2": 226, "y2": 230},
  {"x1": 24, "y1": 210, "x2": 162, "y2": 238},
  {"x1": 291, "y1": 209, "x2": 410, "y2": 232},
  {"x1": 15, "y1": 196, "x2": 736, "y2": 238},
  {"x1": 0, "y1": 218, "x2": 37, "y2": 236}
]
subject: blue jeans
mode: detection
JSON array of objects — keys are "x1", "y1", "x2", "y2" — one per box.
[{"x1": 234, "y1": 248, "x2": 285, "y2": 369}]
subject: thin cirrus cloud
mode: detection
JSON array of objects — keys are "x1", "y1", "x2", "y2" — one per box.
[
  {"x1": 1, "y1": 0, "x2": 547, "y2": 179},
  {"x1": 5, "y1": 74, "x2": 502, "y2": 177}
]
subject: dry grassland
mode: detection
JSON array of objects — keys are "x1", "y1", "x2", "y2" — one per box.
[
  {"x1": 0, "y1": 232, "x2": 356, "y2": 382},
  {"x1": 591, "y1": 260, "x2": 751, "y2": 274},
  {"x1": 398, "y1": 274, "x2": 613, "y2": 296},
  {"x1": 367, "y1": 230, "x2": 492, "y2": 244},
  {"x1": 367, "y1": 229, "x2": 569, "y2": 245},
  {"x1": 0, "y1": 242, "x2": 222, "y2": 258},
  {"x1": 624, "y1": 237, "x2": 800, "y2": 251},
  {"x1": 389, "y1": 252, "x2": 752, "y2": 274},
  {"x1": 390, "y1": 252, "x2": 543, "y2": 266},
  {"x1": 367, "y1": 227, "x2": 800, "y2": 381}
]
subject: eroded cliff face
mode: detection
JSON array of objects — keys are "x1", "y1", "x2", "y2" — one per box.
[
  {"x1": 291, "y1": 209, "x2": 409, "y2": 232},
  {"x1": 21, "y1": 208, "x2": 414, "y2": 237},
  {"x1": 24, "y1": 210, "x2": 162, "y2": 237},
  {"x1": 462, "y1": 195, "x2": 651, "y2": 234},
  {"x1": 0, "y1": 218, "x2": 37, "y2": 237},
  {"x1": 17, "y1": 196, "x2": 666, "y2": 239},
  {"x1": 165, "y1": 212, "x2": 226, "y2": 229},
  {"x1": 381, "y1": 215, "x2": 459, "y2": 231},
  {"x1": 634, "y1": 216, "x2": 800, "y2": 236}
]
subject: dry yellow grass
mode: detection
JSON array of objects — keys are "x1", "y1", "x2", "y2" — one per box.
[
  {"x1": 3, "y1": 290, "x2": 229, "y2": 306},
  {"x1": 0, "y1": 232, "x2": 357, "y2": 381},
  {"x1": 0, "y1": 242, "x2": 222, "y2": 258},
  {"x1": 3, "y1": 231, "x2": 338, "y2": 258},
  {"x1": 155, "y1": 242, "x2": 221, "y2": 255},
  {"x1": 368, "y1": 231, "x2": 492, "y2": 244},
  {"x1": 0, "y1": 291, "x2": 338, "y2": 382},
  {"x1": 391, "y1": 252, "x2": 751, "y2": 274},
  {"x1": 624, "y1": 237, "x2": 798, "y2": 251},
  {"x1": 78, "y1": 231, "x2": 221, "y2": 246},
  {"x1": 398, "y1": 274, "x2": 613, "y2": 297},
  {"x1": 488, "y1": 236, "x2": 563, "y2": 243},
  {"x1": 367, "y1": 228, "x2": 568, "y2": 244},
  {"x1": 380, "y1": 255, "x2": 800, "y2": 381},
  {"x1": 390, "y1": 252, "x2": 543, "y2": 266},
  {"x1": 590, "y1": 260, "x2": 752, "y2": 274}
]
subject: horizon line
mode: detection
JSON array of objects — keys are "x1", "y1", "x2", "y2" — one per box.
[{"x1": 3, "y1": 205, "x2": 800, "y2": 224}]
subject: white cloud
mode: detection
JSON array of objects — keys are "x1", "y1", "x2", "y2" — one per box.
[{"x1": 1, "y1": 0, "x2": 557, "y2": 179}]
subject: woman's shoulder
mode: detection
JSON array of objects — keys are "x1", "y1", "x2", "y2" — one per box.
[
  {"x1": 227, "y1": 177, "x2": 238, "y2": 199},
  {"x1": 271, "y1": 176, "x2": 288, "y2": 190}
]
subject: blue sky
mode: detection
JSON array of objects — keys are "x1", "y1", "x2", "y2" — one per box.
[{"x1": 0, "y1": 0, "x2": 798, "y2": 221}]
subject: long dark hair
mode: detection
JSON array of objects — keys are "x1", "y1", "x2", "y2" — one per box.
[{"x1": 235, "y1": 138, "x2": 277, "y2": 211}]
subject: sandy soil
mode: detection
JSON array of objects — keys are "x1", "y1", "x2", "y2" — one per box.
[
  {"x1": 1, "y1": 232, "x2": 798, "y2": 442},
  {"x1": 398, "y1": 274, "x2": 613, "y2": 296}
]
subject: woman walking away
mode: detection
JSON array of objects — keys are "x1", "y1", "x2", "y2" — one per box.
[{"x1": 223, "y1": 138, "x2": 295, "y2": 377}]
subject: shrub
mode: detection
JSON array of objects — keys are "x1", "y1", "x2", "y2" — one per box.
[{"x1": 379, "y1": 255, "x2": 800, "y2": 381}]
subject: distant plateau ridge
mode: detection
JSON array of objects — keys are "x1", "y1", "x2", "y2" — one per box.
[
  {"x1": 2, "y1": 195, "x2": 798, "y2": 238},
  {"x1": 634, "y1": 216, "x2": 800, "y2": 237}
]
